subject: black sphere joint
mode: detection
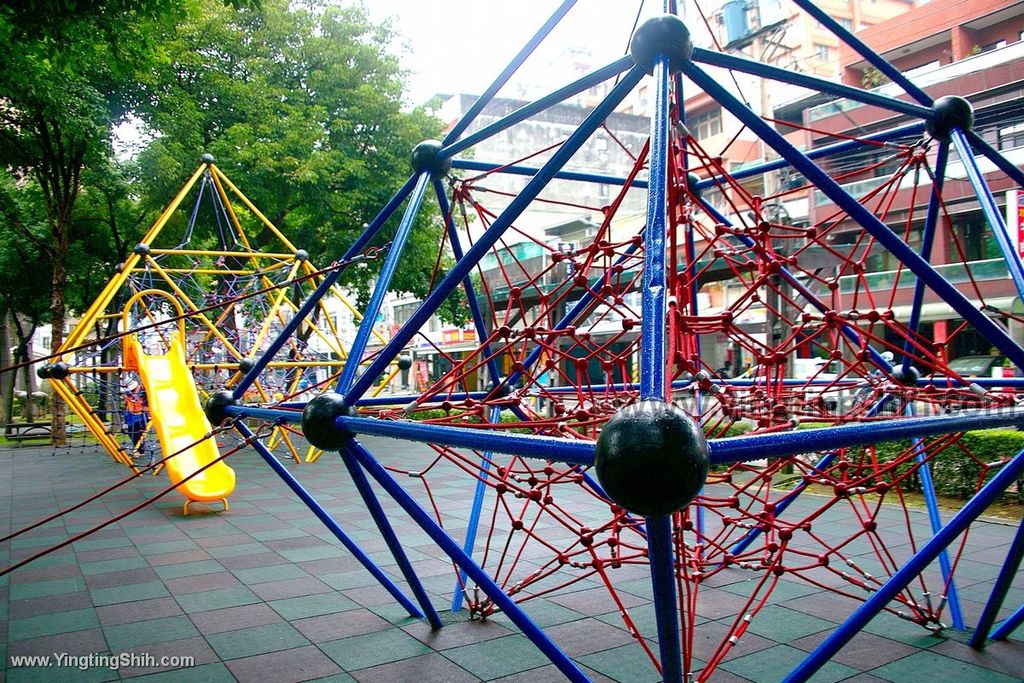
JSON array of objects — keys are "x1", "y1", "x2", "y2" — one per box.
[
  {"x1": 201, "y1": 153, "x2": 215, "y2": 164},
  {"x1": 397, "y1": 354, "x2": 413, "y2": 371},
  {"x1": 927, "y1": 96, "x2": 973, "y2": 141},
  {"x1": 891, "y1": 365, "x2": 920, "y2": 387},
  {"x1": 301, "y1": 392, "x2": 356, "y2": 451},
  {"x1": 237, "y1": 358, "x2": 256, "y2": 374},
  {"x1": 595, "y1": 400, "x2": 709, "y2": 517},
  {"x1": 204, "y1": 390, "x2": 237, "y2": 426},
  {"x1": 134, "y1": 243, "x2": 150, "y2": 256},
  {"x1": 36, "y1": 364, "x2": 51, "y2": 380},
  {"x1": 629, "y1": 15, "x2": 693, "y2": 75},
  {"x1": 411, "y1": 140, "x2": 451, "y2": 176},
  {"x1": 686, "y1": 172, "x2": 702, "y2": 199},
  {"x1": 294, "y1": 249, "x2": 309, "y2": 261},
  {"x1": 48, "y1": 362, "x2": 70, "y2": 381}
]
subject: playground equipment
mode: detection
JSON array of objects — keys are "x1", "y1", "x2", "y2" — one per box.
[
  {"x1": 31, "y1": 2, "x2": 1024, "y2": 680},
  {"x1": 123, "y1": 290, "x2": 235, "y2": 514},
  {"x1": 42, "y1": 157, "x2": 396, "y2": 469},
  {"x1": 179, "y1": 4, "x2": 1024, "y2": 680}
]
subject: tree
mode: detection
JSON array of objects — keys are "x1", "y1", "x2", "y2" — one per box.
[
  {"x1": 0, "y1": 1, "x2": 183, "y2": 442},
  {"x1": 135, "y1": 0, "x2": 466, "y2": 319}
]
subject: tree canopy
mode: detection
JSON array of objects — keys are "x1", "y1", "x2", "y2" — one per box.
[
  {"x1": 0, "y1": 0, "x2": 466, "y2": 437},
  {"x1": 134, "y1": 0, "x2": 454, "y2": 309}
]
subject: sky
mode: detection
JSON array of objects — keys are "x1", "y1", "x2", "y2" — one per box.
[{"x1": 361, "y1": 0, "x2": 688, "y2": 106}]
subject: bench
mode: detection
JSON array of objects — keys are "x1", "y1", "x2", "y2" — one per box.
[{"x1": 4, "y1": 422, "x2": 53, "y2": 443}]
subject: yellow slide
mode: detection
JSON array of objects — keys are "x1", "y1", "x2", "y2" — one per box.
[{"x1": 124, "y1": 291, "x2": 234, "y2": 514}]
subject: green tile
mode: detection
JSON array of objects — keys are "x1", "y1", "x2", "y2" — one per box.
[
  {"x1": 8, "y1": 660, "x2": 118, "y2": 683},
  {"x1": 319, "y1": 571, "x2": 379, "y2": 591},
  {"x1": 205, "y1": 542, "x2": 268, "y2": 559},
  {"x1": 744, "y1": 605, "x2": 837, "y2": 642},
  {"x1": 306, "y1": 673, "x2": 357, "y2": 683},
  {"x1": 153, "y1": 560, "x2": 225, "y2": 580},
  {"x1": 8, "y1": 608, "x2": 99, "y2": 640},
  {"x1": 443, "y1": 634, "x2": 557, "y2": 680},
  {"x1": 74, "y1": 536, "x2": 134, "y2": 552},
  {"x1": 249, "y1": 527, "x2": 307, "y2": 541},
  {"x1": 91, "y1": 581, "x2": 169, "y2": 606},
  {"x1": 124, "y1": 663, "x2": 234, "y2": 683},
  {"x1": 207, "y1": 622, "x2": 309, "y2": 660},
  {"x1": 134, "y1": 540, "x2": 200, "y2": 555},
  {"x1": 175, "y1": 585, "x2": 261, "y2": 613},
  {"x1": 277, "y1": 545, "x2": 346, "y2": 563},
  {"x1": 268, "y1": 593, "x2": 358, "y2": 621},
  {"x1": 9, "y1": 576, "x2": 86, "y2": 600},
  {"x1": 11, "y1": 533, "x2": 70, "y2": 550},
  {"x1": 232, "y1": 563, "x2": 309, "y2": 585},
  {"x1": 576, "y1": 642, "x2": 661, "y2": 682},
  {"x1": 320, "y1": 629, "x2": 432, "y2": 671},
  {"x1": 862, "y1": 612, "x2": 945, "y2": 648},
  {"x1": 872, "y1": 651, "x2": 1019, "y2": 683},
  {"x1": 104, "y1": 615, "x2": 199, "y2": 650},
  {"x1": 80, "y1": 556, "x2": 149, "y2": 576},
  {"x1": 719, "y1": 644, "x2": 858, "y2": 683}
]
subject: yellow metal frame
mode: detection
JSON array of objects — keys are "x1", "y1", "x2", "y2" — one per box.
[{"x1": 52, "y1": 160, "x2": 404, "y2": 469}]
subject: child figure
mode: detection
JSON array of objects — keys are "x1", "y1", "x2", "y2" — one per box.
[{"x1": 123, "y1": 380, "x2": 151, "y2": 464}]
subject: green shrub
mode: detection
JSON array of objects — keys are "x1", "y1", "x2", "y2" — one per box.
[{"x1": 856, "y1": 428, "x2": 1024, "y2": 504}]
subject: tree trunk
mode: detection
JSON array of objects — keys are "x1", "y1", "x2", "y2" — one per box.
[
  {"x1": 50, "y1": 252, "x2": 68, "y2": 445},
  {"x1": 0, "y1": 310, "x2": 11, "y2": 425}
]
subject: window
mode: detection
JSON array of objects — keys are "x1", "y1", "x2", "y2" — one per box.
[
  {"x1": 814, "y1": 43, "x2": 830, "y2": 61},
  {"x1": 688, "y1": 107, "x2": 722, "y2": 140},
  {"x1": 837, "y1": 18, "x2": 853, "y2": 30},
  {"x1": 393, "y1": 302, "x2": 419, "y2": 326},
  {"x1": 960, "y1": 218, "x2": 1000, "y2": 261},
  {"x1": 980, "y1": 40, "x2": 1007, "y2": 53},
  {"x1": 998, "y1": 122, "x2": 1024, "y2": 151}
]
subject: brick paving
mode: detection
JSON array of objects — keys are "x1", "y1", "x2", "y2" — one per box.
[{"x1": 0, "y1": 437, "x2": 1021, "y2": 682}]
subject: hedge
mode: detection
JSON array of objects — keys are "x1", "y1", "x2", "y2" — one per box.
[{"x1": 873, "y1": 428, "x2": 1024, "y2": 504}]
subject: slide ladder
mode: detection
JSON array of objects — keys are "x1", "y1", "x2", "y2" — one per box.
[{"x1": 123, "y1": 291, "x2": 235, "y2": 514}]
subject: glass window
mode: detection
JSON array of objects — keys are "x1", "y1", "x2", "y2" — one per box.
[{"x1": 688, "y1": 108, "x2": 722, "y2": 140}]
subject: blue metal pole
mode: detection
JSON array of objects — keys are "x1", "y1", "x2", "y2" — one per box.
[
  {"x1": 443, "y1": 0, "x2": 577, "y2": 144},
  {"x1": 692, "y1": 48, "x2": 932, "y2": 119},
  {"x1": 905, "y1": 402, "x2": 965, "y2": 630},
  {"x1": 785, "y1": 448, "x2": 1024, "y2": 682},
  {"x1": 232, "y1": 175, "x2": 418, "y2": 398},
  {"x1": 451, "y1": 159, "x2": 647, "y2": 189},
  {"x1": 345, "y1": 439, "x2": 589, "y2": 682},
  {"x1": 709, "y1": 407, "x2": 1024, "y2": 466},
  {"x1": 698, "y1": 198, "x2": 894, "y2": 373},
  {"x1": 451, "y1": 405, "x2": 501, "y2": 612},
  {"x1": 991, "y1": 601, "x2": 1024, "y2": 641},
  {"x1": 640, "y1": 52, "x2": 683, "y2": 683},
  {"x1": 345, "y1": 67, "x2": 647, "y2": 405},
  {"x1": 951, "y1": 129, "x2": 1024, "y2": 304},
  {"x1": 728, "y1": 394, "x2": 896, "y2": 557},
  {"x1": 336, "y1": 172, "x2": 432, "y2": 395},
  {"x1": 453, "y1": 122, "x2": 926, "y2": 195},
  {"x1": 902, "y1": 142, "x2": 950, "y2": 368},
  {"x1": 432, "y1": 179, "x2": 502, "y2": 389},
  {"x1": 338, "y1": 444, "x2": 442, "y2": 629},
  {"x1": 444, "y1": 56, "x2": 635, "y2": 157},
  {"x1": 789, "y1": 0, "x2": 933, "y2": 106},
  {"x1": 334, "y1": 415, "x2": 595, "y2": 466},
  {"x1": 965, "y1": 130, "x2": 1024, "y2": 189},
  {"x1": 684, "y1": 62, "x2": 1024, "y2": 372},
  {"x1": 233, "y1": 422, "x2": 424, "y2": 619},
  {"x1": 506, "y1": 240, "x2": 642, "y2": 389},
  {"x1": 969, "y1": 517, "x2": 1024, "y2": 648},
  {"x1": 703, "y1": 121, "x2": 925, "y2": 189}
]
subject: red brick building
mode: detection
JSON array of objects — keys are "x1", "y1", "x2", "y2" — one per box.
[{"x1": 792, "y1": 0, "x2": 1024, "y2": 359}]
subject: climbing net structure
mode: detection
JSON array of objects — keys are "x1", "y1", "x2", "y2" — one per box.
[
  {"x1": 31, "y1": 2, "x2": 1024, "y2": 681},
  {"x1": 45, "y1": 159, "x2": 388, "y2": 469}
]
